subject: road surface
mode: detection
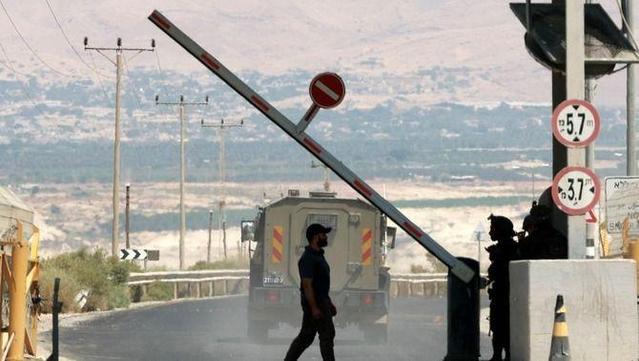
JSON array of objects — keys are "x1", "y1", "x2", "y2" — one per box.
[{"x1": 43, "y1": 295, "x2": 492, "y2": 361}]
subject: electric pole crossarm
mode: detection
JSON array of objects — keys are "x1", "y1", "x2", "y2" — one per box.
[{"x1": 148, "y1": 10, "x2": 474, "y2": 283}]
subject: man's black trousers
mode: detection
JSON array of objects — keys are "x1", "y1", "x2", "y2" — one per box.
[{"x1": 284, "y1": 310, "x2": 335, "y2": 361}]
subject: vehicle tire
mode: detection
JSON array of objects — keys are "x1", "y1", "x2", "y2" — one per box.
[
  {"x1": 363, "y1": 324, "x2": 388, "y2": 344},
  {"x1": 247, "y1": 319, "x2": 269, "y2": 343}
]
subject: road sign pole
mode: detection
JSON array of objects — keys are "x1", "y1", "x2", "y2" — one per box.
[
  {"x1": 148, "y1": 10, "x2": 474, "y2": 282},
  {"x1": 623, "y1": 0, "x2": 637, "y2": 176},
  {"x1": 556, "y1": 0, "x2": 587, "y2": 259}
]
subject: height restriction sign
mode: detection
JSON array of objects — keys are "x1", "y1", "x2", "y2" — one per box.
[
  {"x1": 551, "y1": 166, "x2": 601, "y2": 215},
  {"x1": 551, "y1": 99, "x2": 601, "y2": 148}
]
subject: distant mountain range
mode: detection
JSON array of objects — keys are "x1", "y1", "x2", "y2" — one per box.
[
  {"x1": 0, "y1": 0, "x2": 633, "y2": 109},
  {"x1": 0, "y1": 0, "x2": 634, "y2": 185}
]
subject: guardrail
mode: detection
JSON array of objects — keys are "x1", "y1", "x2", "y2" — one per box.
[
  {"x1": 127, "y1": 270, "x2": 455, "y2": 302},
  {"x1": 128, "y1": 270, "x2": 250, "y2": 300}
]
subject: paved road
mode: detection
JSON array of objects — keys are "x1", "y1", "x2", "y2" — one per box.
[{"x1": 44, "y1": 296, "x2": 492, "y2": 361}]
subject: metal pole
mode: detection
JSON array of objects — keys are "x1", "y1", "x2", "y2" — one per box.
[
  {"x1": 208, "y1": 209, "x2": 213, "y2": 263},
  {"x1": 49, "y1": 277, "x2": 61, "y2": 361},
  {"x1": 476, "y1": 231, "x2": 481, "y2": 271},
  {"x1": 624, "y1": 0, "x2": 637, "y2": 176},
  {"x1": 222, "y1": 220, "x2": 227, "y2": 260},
  {"x1": 219, "y1": 126, "x2": 226, "y2": 259},
  {"x1": 563, "y1": 0, "x2": 587, "y2": 259},
  {"x1": 8, "y1": 222, "x2": 28, "y2": 361},
  {"x1": 585, "y1": 80, "x2": 596, "y2": 258},
  {"x1": 585, "y1": 0, "x2": 596, "y2": 259},
  {"x1": 156, "y1": 96, "x2": 208, "y2": 269},
  {"x1": 112, "y1": 49, "x2": 122, "y2": 258},
  {"x1": 84, "y1": 38, "x2": 155, "y2": 258},
  {"x1": 179, "y1": 98, "x2": 186, "y2": 270},
  {"x1": 125, "y1": 183, "x2": 130, "y2": 249}
]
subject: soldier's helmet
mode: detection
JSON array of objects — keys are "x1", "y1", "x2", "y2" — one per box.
[{"x1": 488, "y1": 214, "x2": 516, "y2": 238}]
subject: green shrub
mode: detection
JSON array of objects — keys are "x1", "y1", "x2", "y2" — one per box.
[
  {"x1": 141, "y1": 281, "x2": 174, "y2": 302},
  {"x1": 40, "y1": 248, "x2": 141, "y2": 313}
]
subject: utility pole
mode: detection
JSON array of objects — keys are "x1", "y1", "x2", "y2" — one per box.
[
  {"x1": 201, "y1": 118, "x2": 244, "y2": 260},
  {"x1": 156, "y1": 95, "x2": 209, "y2": 270},
  {"x1": 311, "y1": 160, "x2": 331, "y2": 191},
  {"x1": 125, "y1": 183, "x2": 130, "y2": 249},
  {"x1": 208, "y1": 209, "x2": 213, "y2": 263},
  {"x1": 623, "y1": 0, "x2": 637, "y2": 176},
  {"x1": 84, "y1": 37, "x2": 155, "y2": 258}
]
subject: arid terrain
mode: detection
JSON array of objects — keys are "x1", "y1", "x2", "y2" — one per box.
[{"x1": 15, "y1": 179, "x2": 540, "y2": 273}]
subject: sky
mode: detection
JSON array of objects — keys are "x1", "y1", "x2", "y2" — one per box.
[{"x1": 0, "y1": 1, "x2": 635, "y2": 107}]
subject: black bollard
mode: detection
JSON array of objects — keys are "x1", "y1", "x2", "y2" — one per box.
[
  {"x1": 444, "y1": 257, "x2": 480, "y2": 361},
  {"x1": 47, "y1": 277, "x2": 62, "y2": 361}
]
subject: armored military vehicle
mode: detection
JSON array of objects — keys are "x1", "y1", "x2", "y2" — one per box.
[{"x1": 242, "y1": 190, "x2": 396, "y2": 343}]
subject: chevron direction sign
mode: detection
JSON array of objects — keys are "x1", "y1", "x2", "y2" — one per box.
[{"x1": 120, "y1": 249, "x2": 160, "y2": 261}]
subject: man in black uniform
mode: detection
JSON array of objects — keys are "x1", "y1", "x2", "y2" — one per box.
[
  {"x1": 284, "y1": 223, "x2": 337, "y2": 361},
  {"x1": 518, "y1": 203, "x2": 567, "y2": 260},
  {"x1": 486, "y1": 215, "x2": 519, "y2": 361}
]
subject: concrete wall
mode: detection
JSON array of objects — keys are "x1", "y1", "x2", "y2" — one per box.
[{"x1": 510, "y1": 260, "x2": 638, "y2": 361}]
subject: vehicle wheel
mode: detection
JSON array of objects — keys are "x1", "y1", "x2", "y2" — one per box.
[
  {"x1": 247, "y1": 319, "x2": 269, "y2": 343},
  {"x1": 363, "y1": 324, "x2": 388, "y2": 344}
]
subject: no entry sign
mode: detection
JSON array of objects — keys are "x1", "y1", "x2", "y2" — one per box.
[
  {"x1": 309, "y1": 72, "x2": 345, "y2": 109},
  {"x1": 551, "y1": 99, "x2": 601, "y2": 148},
  {"x1": 551, "y1": 166, "x2": 601, "y2": 215}
]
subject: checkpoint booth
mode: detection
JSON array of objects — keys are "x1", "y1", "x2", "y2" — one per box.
[
  {"x1": 0, "y1": 187, "x2": 34, "y2": 235},
  {"x1": 0, "y1": 186, "x2": 42, "y2": 360}
]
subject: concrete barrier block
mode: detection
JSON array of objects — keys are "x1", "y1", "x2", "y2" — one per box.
[{"x1": 510, "y1": 260, "x2": 638, "y2": 361}]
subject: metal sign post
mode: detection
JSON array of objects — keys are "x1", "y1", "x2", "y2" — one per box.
[{"x1": 147, "y1": 10, "x2": 474, "y2": 282}]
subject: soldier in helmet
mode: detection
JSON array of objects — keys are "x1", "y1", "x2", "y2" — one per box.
[
  {"x1": 518, "y1": 203, "x2": 567, "y2": 260},
  {"x1": 485, "y1": 215, "x2": 519, "y2": 361}
]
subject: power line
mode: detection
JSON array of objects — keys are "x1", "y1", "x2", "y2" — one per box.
[
  {"x1": 122, "y1": 54, "x2": 143, "y2": 109},
  {"x1": 88, "y1": 51, "x2": 112, "y2": 104},
  {"x1": 0, "y1": 0, "x2": 74, "y2": 77},
  {"x1": 0, "y1": 39, "x2": 51, "y2": 119},
  {"x1": 153, "y1": 49, "x2": 174, "y2": 124},
  {"x1": 42, "y1": 0, "x2": 111, "y2": 79},
  {"x1": 0, "y1": 41, "x2": 28, "y2": 76}
]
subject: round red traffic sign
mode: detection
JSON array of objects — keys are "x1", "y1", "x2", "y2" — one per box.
[
  {"x1": 551, "y1": 99, "x2": 601, "y2": 148},
  {"x1": 551, "y1": 166, "x2": 601, "y2": 215},
  {"x1": 309, "y1": 72, "x2": 345, "y2": 109}
]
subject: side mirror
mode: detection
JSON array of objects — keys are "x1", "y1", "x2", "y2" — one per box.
[
  {"x1": 241, "y1": 220, "x2": 255, "y2": 242},
  {"x1": 386, "y1": 226, "x2": 397, "y2": 249}
]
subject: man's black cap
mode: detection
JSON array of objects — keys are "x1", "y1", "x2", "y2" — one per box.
[{"x1": 306, "y1": 223, "x2": 332, "y2": 241}]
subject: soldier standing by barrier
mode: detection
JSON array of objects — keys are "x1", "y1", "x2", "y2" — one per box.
[
  {"x1": 486, "y1": 215, "x2": 519, "y2": 361},
  {"x1": 518, "y1": 203, "x2": 567, "y2": 259},
  {"x1": 284, "y1": 224, "x2": 337, "y2": 361}
]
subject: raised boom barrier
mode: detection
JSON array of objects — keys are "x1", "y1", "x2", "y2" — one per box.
[{"x1": 147, "y1": 10, "x2": 474, "y2": 284}]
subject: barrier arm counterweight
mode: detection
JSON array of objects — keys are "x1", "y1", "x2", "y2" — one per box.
[{"x1": 148, "y1": 10, "x2": 475, "y2": 283}]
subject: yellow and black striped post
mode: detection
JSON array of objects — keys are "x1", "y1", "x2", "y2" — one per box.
[{"x1": 549, "y1": 295, "x2": 570, "y2": 361}]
